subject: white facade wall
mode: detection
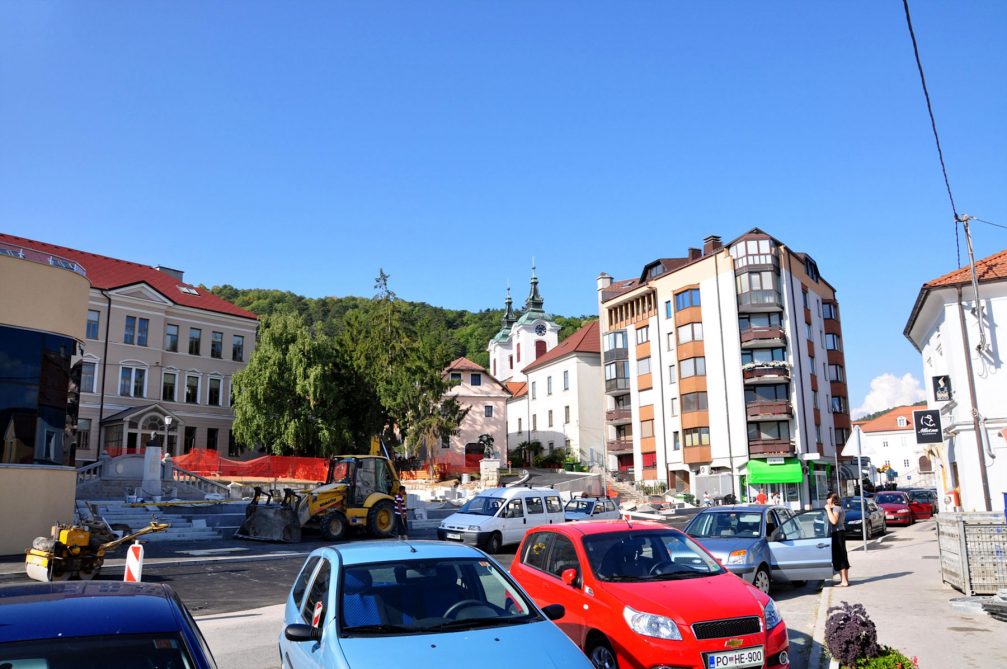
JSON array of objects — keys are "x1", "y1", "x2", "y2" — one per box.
[
  {"x1": 856, "y1": 426, "x2": 937, "y2": 489},
  {"x1": 489, "y1": 318, "x2": 559, "y2": 384}
]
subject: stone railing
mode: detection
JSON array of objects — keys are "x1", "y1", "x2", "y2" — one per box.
[
  {"x1": 164, "y1": 462, "x2": 231, "y2": 496},
  {"x1": 76, "y1": 460, "x2": 104, "y2": 485}
]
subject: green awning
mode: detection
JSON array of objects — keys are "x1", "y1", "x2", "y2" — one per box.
[{"x1": 747, "y1": 457, "x2": 804, "y2": 484}]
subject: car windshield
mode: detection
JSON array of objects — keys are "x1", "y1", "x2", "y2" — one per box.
[
  {"x1": 582, "y1": 530, "x2": 725, "y2": 582},
  {"x1": 876, "y1": 493, "x2": 906, "y2": 505},
  {"x1": 339, "y1": 558, "x2": 538, "y2": 636},
  {"x1": 686, "y1": 511, "x2": 763, "y2": 538},
  {"x1": 0, "y1": 633, "x2": 197, "y2": 669},
  {"x1": 565, "y1": 500, "x2": 594, "y2": 514},
  {"x1": 458, "y1": 496, "x2": 505, "y2": 516},
  {"x1": 842, "y1": 498, "x2": 864, "y2": 510}
]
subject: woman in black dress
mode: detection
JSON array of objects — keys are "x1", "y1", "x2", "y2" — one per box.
[{"x1": 825, "y1": 492, "x2": 850, "y2": 586}]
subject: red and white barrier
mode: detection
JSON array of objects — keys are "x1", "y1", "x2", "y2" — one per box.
[{"x1": 124, "y1": 541, "x2": 144, "y2": 582}]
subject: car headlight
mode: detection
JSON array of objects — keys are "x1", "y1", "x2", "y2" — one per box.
[
  {"x1": 467, "y1": 525, "x2": 481, "y2": 531},
  {"x1": 764, "y1": 598, "x2": 783, "y2": 630},
  {"x1": 727, "y1": 549, "x2": 749, "y2": 565},
  {"x1": 623, "y1": 605, "x2": 682, "y2": 640}
]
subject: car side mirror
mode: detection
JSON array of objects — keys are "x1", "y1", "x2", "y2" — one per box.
[
  {"x1": 770, "y1": 529, "x2": 784, "y2": 542},
  {"x1": 285, "y1": 624, "x2": 322, "y2": 642},
  {"x1": 541, "y1": 604, "x2": 565, "y2": 621},
  {"x1": 561, "y1": 568, "x2": 579, "y2": 587}
]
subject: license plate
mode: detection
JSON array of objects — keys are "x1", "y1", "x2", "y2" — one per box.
[
  {"x1": 885, "y1": 515, "x2": 895, "y2": 520},
  {"x1": 446, "y1": 533, "x2": 461, "y2": 540},
  {"x1": 706, "y1": 646, "x2": 764, "y2": 668}
]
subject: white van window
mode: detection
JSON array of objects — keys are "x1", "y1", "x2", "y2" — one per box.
[
  {"x1": 505, "y1": 499, "x2": 524, "y2": 518},
  {"x1": 458, "y1": 496, "x2": 505, "y2": 516},
  {"x1": 526, "y1": 497, "x2": 545, "y2": 514},
  {"x1": 545, "y1": 496, "x2": 562, "y2": 513}
]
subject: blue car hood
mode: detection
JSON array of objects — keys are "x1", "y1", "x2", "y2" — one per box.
[{"x1": 338, "y1": 621, "x2": 586, "y2": 669}]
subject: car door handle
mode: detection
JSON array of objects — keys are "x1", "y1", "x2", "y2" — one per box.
[{"x1": 816, "y1": 543, "x2": 829, "y2": 549}]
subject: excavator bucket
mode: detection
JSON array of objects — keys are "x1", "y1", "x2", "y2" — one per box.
[{"x1": 234, "y1": 505, "x2": 302, "y2": 542}]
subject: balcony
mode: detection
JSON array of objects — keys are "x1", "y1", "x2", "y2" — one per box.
[
  {"x1": 606, "y1": 438, "x2": 634, "y2": 454},
  {"x1": 603, "y1": 346, "x2": 628, "y2": 362},
  {"x1": 606, "y1": 408, "x2": 632, "y2": 425},
  {"x1": 683, "y1": 445, "x2": 712, "y2": 465},
  {"x1": 742, "y1": 362, "x2": 791, "y2": 384},
  {"x1": 748, "y1": 440, "x2": 796, "y2": 456},
  {"x1": 737, "y1": 290, "x2": 783, "y2": 312},
  {"x1": 605, "y1": 377, "x2": 630, "y2": 394},
  {"x1": 740, "y1": 327, "x2": 786, "y2": 347},
  {"x1": 745, "y1": 400, "x2": 793, "y2": 420}
]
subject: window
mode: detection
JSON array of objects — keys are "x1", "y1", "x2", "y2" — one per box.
[
  {"x1": 635, "y1": 326, "x2": 649, "y2": 344},
  {"x1": 471, "y1": 373, "x2": 482, "y2": 386},
  {"x1": 118, "y1": 367, "x2": 146, "y2": 397},
  {"x1": 484, "y1": 405, "x2": 493, "y2": 418},
  {"x1": 741, "y1": 348, "x2": 786, "y2": 364},
  {"x1": 532, "y1": 415, "x2": 537, "y2": 431},
  {"x1": 836, "y1": 428, "x2": 850, "y2": 446},
  {"x1": 605, "y1": 361, "x2": 629, "y2": 383},
  {"x1": 665, "y1": 300, "x2": 672, "y2": 318},
  {"x1": 563, "y1": 370, "x2": 569, "y2": 390},
  {"x1": 640, "y1": 419, "x2": 654, "y2": 438},
  {"x1": 450, "y1": 372, "x2": 462, "y2": 382},
  {"x1": 736, "y1": 270, "x2": 777, "y2": 294},
  {"x1": 124, "y1": 316, "x2": 136, "y2": 345},
  {"x1": 211, "y1": 331, "x2": 223, "y2": 358},
  {"x1": 547, "y1": 376, "x2": 552, "y2": 395},
  {"x1": 673, "y1": 431, "x2": 681, "y2": 451},
  {"x1": 822, "y1": 303, "x2": 838, "y2": 320},
  {"x1": 678, "y1": 322, "x2": 703, "y2": 344},
  {"x1": 526, "y1": 497, "x2": 544, "y2": 514},
  {"x1": 667, "y1": 332, "x2": 675, "y2": 350},
  {"x1": 683, "y1": 427, "x2": 710, "y2": 447},
  {"x1": 86, "y1": 310, "x2": 100, "y2": 339},
  {"x1": 564, "y1": 406, "x2": 570, "y2": 423},
  {"x1": 162, "y1": 372, "x2": 177, "y2": 402},
  {"x1": 81, "y1": 362, "x2": 96, "y2": 393},
  {"x1": 76, "y1": 418, "x2": 92, "y2": 451},
  {"x1": 531, "y1": 382, "x2": 537, "y2": 400},
  {"x1": 903, "y1": 459, "x2": 910, "y2": 469},
  {"x1": 602, "y1": 331, "x2": 627, "y2": 351},
  {"x1": 883, "y1": 440, "x2": 889, "y2": 448},
  {"x1": 745, "y1": 384, "x2": 789, "y2": 403},
  {"x1": 521, "y1": 532, "x2": 552, "y2": 571},
  {"x1": 748, "y1": 421, "x2": 791, "y2": 442},
  {"x1": 188, "y1": 328, "x2": 202, "y2": 355},
  {"x1": 738, "y1": 312, "x2": 781, "y2": 331},
  {"x1": 303, "y1": 560, "x2": 331, "y2": 625},
  {"x1": 670, "y1": 397, "x2": 678, "y2": 415},
  {"x1": 164, "y1": 324, "x2": 179, "y2": 352},
  {"x1": 517, "y1": 343, "x2": 521, "y2": 362},
  {"x1": 668, "y1": 364, "x2": 676, "y2": 383},
  {"x1": 207, "y1": 428, "x2": 219, "y2": 451},
  {"x1": 831, "y1": 396, "x2": 847, "y2": 413},
  {"x1": 136, "y1": 318, "x2": 149, "y2": 347},
  {"x1": 812, "y1": 390, "x2": 819, "y2": 409},
  {"x1": 638, "y1": 357, "x2": 651, "y2": 375},
  {"x1": 232, "y1": 335, "x2": 244, "y2": 362},
  {"x1": 517, "y1": 418, "x2": 522, "y2": 433},
  {"x1": 546, "y1": 496, "x2": 562, "y2": 513},
  {"x1": 825, "y1": 334, "x2": 842, "y2": 351},
  {"x1": 828, "y1": 364, "x2": 845, "y2": 382},
  {"x1": 675, "y1": 288, "x2": 701, "y2": 311},
  {"x1": 896, "y1": 416, "x2": 908, "y2": 428},
  {"x1": 680, "y1": 357, "x2": 706, "y2": 378},
  {"x1": 184, "y1": 426, "x2": 197, "y2": 453},
  {"x1": 185, "y1": 375, "x2": 200, "y2": 404},
  {"x1": 208, "y1": 378, "x2": 222, "y2": 406},
  {"x1": 508, "y1": 354, "x2": 513, "y2": 369},
  {"x1": 548, "y1": 410, "x2": 553, "y2": 428},
  {"x1": 682, "y1": 391, "x2": 708, "y2": 412}
]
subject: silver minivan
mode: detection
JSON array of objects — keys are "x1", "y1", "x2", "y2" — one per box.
[{"x1": 437, "y1": 487, "x2": 565, "y2": 553}]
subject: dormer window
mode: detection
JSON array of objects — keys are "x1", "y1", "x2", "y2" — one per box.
[
  {"x1": 178, "y1": 285, "x2": 199, "y2": 296},
  {"x1": 897, "y1": 416, "x2": 908, "y2": 428},
  {"x1": 450, "y1": 372, "x2": 462, "y2": 383},
  {"x1": 470, "y1": 373, "x2": 482, "y2": 386}
]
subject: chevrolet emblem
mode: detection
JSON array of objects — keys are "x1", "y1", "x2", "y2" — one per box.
[{"x1": 724, "y1": 638, "x2": 744, "y2": 649}]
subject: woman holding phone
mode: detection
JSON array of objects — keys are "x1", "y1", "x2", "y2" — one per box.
[{"x1": 825, "y1": 492, "x2": 850, "y2": 586}]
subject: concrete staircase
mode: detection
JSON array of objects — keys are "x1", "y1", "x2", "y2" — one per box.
[
  {"x1": 76, "y1": 478, "x2": 214, "y2": 502},
  {"x1": 91, "y1": 501, "x2": 249, "y2": 542}
]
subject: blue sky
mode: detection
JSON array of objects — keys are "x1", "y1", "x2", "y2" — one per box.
[{"x1": 2, "y1": 2, "x2": 1005, "y2": 415}]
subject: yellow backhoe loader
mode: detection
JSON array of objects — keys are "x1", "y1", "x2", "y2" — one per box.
[
  {"x1": 235, "y1": 438, "x2": 402, "y2": 543},
  {"x1": 25, "y1": 520, "x2": 170, "y2": 582}
]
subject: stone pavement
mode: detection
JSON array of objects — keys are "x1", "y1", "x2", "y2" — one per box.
[{"x1": 811, "y1": 519, "x2": 1007, "y2": 668}]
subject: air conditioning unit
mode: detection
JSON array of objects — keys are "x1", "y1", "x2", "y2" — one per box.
[{"x1": 698, "y1": 465, "x2": 712, "y2": 476}]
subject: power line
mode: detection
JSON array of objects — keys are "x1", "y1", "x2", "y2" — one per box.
[
  {"x1": 974, "y1": 217, "x2": 1007, "y2": 231},
  {"x1": 901, "y1": 0, "x2": 961, "y2": 266}
]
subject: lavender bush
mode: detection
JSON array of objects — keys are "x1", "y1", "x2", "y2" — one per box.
[{"x1": 825, "y1": 601, "x2": 881, "y2": 667}]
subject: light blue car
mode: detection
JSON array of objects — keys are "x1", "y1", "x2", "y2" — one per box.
[
  {"x1": 278, "y1": 540, "x2": 593, "y2": 669},
  {"x1": 684, "y1": 505, "x2": 834, "y2": 593}
]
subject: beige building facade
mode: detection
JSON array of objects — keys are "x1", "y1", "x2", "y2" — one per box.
[{"x1": 441, "y1": 357, "x2": 509, "y2": 472}]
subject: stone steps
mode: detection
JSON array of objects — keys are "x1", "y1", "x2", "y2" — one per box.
[
  {"x1": 91, "y1": 502, "x2": 238, "y2": 542},
  {"x1": 77, "y1": 479, "x2": 212, "y2": 501}
]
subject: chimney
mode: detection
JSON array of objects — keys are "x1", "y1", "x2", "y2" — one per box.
[
  {"x1": 596, "y1": 272, "x2": 613, "y2": 291},
  {"x1": 155, "y1": 266, "x2": 184, "y2": 282},
  {"x1": 703, "y1": 235, "x2": 723, "y2": 255},
  {"x1": 687, "y1": 248, "x2": 702, "y2": 261}
]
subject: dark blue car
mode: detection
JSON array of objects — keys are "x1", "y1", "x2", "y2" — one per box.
[{"x1": 0, "y1": 581, "x2": 217, "y2": 669}]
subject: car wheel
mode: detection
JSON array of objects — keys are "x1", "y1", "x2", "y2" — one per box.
[
  {"x1": 587, "y1": 637, "x2": 619, "y2": 669},
  {"x1": 484, "y1": 532, "x2": 502, "y2": 554},
  {"x1": 753, "y1": 566, "x2": 771, "y2": 595},
  {"x1": 320, "y1": 510, "x2": 348, "y2": 541},
  {"x1": 367, "y1": 500, "x2": 396, "y2": 538}
]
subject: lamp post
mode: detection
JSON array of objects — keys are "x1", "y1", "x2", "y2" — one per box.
[{"x1": 164, "y1": 415, "x2": 173, "y2": 456}]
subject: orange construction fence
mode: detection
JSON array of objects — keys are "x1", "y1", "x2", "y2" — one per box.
[{"x1": 173, "y1": 449, "x2": 329, "y2": 481}]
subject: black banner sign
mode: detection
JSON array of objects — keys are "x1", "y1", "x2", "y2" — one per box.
[
  {"x1": 913, "y1": 409, "x2": 943, "y2": 444},
  {"x1": 932, "y1": 375, "x2": 952, "y2": 402}
]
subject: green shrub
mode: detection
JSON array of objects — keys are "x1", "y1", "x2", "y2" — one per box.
[{"x1": 853, "y1": 647, "x2": 916, "y2": 669}]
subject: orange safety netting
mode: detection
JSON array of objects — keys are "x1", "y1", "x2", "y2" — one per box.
[{"x1": 172, "y1": 449, "x2": 329, "y2": 481}]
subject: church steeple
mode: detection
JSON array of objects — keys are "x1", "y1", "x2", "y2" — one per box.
[
  {"x1": 525, "y1": 261, "x2": 544, "y2": 313},
  {"x1": 501, "y1": 286, "x2": 517, "y2": 329}
]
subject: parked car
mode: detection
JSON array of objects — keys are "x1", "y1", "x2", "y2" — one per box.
[
  {"x1": 564, "y1": 497, "x2": 621, "y2": 522},
  {"x1": 684, "y1": 505, "x2": 833, "y2": 593},
  {"x1": 874, "y1": 491, "x2": 932, "y2": 525},
  {"x1": 510, "y1": 520, "x2": 790, "y2": 669},
  {"x1": 842, "y1": 497, "x2": 887, "y2": 539},
  {"x1": 0, "y1": 581, "x2": 217, "y2": 669},
  {"x1": 437, "y1": 487, "x2": 565, "y2": 553},
  {"x1": 906, "y1": 488, "x2": 939, "y2": 515},
  {"x1": 279, "y1": 540, "x2": 592, "y2": 669}
]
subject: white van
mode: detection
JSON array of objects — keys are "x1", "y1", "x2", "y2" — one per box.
[{"x1": 437, "y1": 487, "x2": 565, "y2": 553}]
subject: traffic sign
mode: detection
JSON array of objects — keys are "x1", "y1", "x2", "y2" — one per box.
[{"x1": 124, "y1": 542, "x2": 144, "y2": 582}]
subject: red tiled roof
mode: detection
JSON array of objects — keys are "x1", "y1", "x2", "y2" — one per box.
[
  {"x1": 506, "y1": 382, "x2": 527, "y2": 398},
  {"x1": 522, "y1": 321, "x2": 601, "y2": 373},
  {"x1": 445, "y1": 357, "x2": 486, "y2": 372},
  {"x1": 0, "y1": 233, "x2": 256, "y2": 320},
  {"x1": 924, "y1": 248, "x2": 1007, "y2": 288},
  {"x1": 857, "y1": 405, "x2": 921, "y2": 433}
]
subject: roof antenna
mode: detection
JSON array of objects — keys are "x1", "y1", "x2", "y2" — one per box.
[{"x1": 400, "y1": 538, "x2": 418, "y2": 553}]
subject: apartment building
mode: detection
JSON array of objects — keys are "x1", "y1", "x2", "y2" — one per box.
[
  {"x1": 505, "y1": 321, "x2": 604, "y2": 467},
  {"x1": 597, "y1": 229, "x2": 851, "y2": 508},
  {"x1": 0, "y1": 233, "x2": 257, "y2": 463}
]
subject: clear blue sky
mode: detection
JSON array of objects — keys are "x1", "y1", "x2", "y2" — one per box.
[{"x1": 2, "y1": 2, "x2": 1005, "y2": 415}]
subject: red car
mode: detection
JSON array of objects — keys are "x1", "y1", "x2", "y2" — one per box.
[
  {"x1": 510, "y1": 520, "x2": 789, "y2": 669},
  {"x1": 874, "y1": 491, "x2": 932, "y2": 525}
]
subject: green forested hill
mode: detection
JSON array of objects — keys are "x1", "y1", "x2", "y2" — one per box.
[{"x1": 207, "y1": 284, "x2": 593, "y2": 369}]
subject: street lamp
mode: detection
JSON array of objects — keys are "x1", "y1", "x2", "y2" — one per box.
[{"x1": 164, "y1": 415, "x2": 173, "y2": 455}]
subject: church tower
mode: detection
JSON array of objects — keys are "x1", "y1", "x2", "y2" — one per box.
[{"x1": 487, "y1": 264, "x2": 560, "y2": 383}]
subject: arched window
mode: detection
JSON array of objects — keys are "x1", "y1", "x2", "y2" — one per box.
[
  {"x1": 535, "y1": 340, "x2": 547, "y2": 359},
  {"x1": 918, "y1": 455, "x2": 932, "y2": 473}
]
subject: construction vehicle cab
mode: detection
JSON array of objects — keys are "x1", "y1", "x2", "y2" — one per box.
[{"x1": 236, "y1": 451, "x2": 402, "y2": 543}]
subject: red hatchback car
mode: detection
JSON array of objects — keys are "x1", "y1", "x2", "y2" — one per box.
[
  {"x1": 874, "y1": 491, "x2": 932, "y2": 526},
  {"x1": 511, "y1": 520, "x2": 789, "y2": 669}
]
